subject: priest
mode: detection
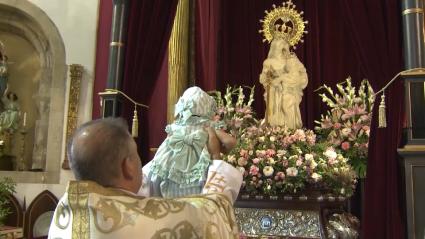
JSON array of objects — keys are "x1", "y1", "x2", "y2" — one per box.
[{"x1": 48, "y1": 118, "x2": 242, "y2": 239}]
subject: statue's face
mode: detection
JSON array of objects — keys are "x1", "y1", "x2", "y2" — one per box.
[{"x1": 268, "y1": 37, "x2": 291, "y2": 59}]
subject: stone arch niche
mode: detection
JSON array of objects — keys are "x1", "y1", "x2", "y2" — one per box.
[{"x1": 0, "y1": 0, "x2": 66, "y2": 183}]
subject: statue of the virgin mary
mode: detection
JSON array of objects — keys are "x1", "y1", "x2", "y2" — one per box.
[{"x1": 258, "y1": 1, "x2": 308, "y2": 129}]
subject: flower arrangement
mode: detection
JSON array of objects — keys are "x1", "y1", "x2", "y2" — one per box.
[
  {"x1": 212, "y1": 85, "x2": 358, "y2": 197},
  {"x1": 210, "y1": 86, "x2": 257, "y2": 137},
  {"x1": 224, "y1": 125, "x2": 357, "y2": 197},
  {"x1": 314, "y1": 77, "x2": 375, "y2": 178}
]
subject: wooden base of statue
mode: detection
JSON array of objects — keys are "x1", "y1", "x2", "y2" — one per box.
[{"x1": 234, "y1": 191, "x2": 360, "y2": 239}]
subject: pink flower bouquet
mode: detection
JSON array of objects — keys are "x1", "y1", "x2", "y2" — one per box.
[{"x1": 315, "y1": 77, "x2": 375, "y2": 178}]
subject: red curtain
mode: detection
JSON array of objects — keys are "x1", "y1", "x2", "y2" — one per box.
[
  {"x1": 195, "y1": 0, "x2": 221, "y2": 91},
  {"x1": 340, "y1": 1, "x2": 405, "y2": 238},
  {"x1": 122, "y1": 0, "x2": 179, "y2": 161},
  {"x1": 92, "y1": 0, "x2": 113, "y2": 119}
]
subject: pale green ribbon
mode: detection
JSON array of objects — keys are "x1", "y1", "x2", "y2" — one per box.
[{"x1": 150, "y1": 129, "x2": 211, "y2": 187}]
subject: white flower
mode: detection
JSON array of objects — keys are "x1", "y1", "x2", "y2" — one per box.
[
  {"x1": 305, "y1": 153, "x2": 314, "y2": 161},
  {"x1": 277, "y1": 150, "x2": 286, "y2": 157},
  {"x1": 263, "y1": 166, "x2": 274, "y2": 177},
  {"x1": 286, "y1": 167, "x2": 298, "y2": 177},
  {"x1": 0, "y1": 140, "x2": 3, "y2": 146},
  {"x1": 259, "y1": 136, "x2": 265, "y2": 142},
  {"x1": 270, "y1": 136, "x2": 276, "y2": 142},
  {"x1": 324, "y1": 149, "x2": 337, "y2": 160},
  {"x1": 237, "y1": 157, "x2": 247, "y2": 166},
  {"x1": 311, "y1": 173, "x2": 322, "y2": 182},
  {"x1": 267, "y1": 158, "x2": 275, "y2": 165}
]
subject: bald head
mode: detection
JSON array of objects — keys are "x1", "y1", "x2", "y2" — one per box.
[{"x1": 68, "y1": 118, "x2": 133, "y2": 187}]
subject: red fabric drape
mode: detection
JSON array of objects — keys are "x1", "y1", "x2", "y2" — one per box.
[
  {"x1": 340, "y1": 1, "x2": 405, "y2": 238},
  {"x1": 195, "y1": 0, "x2": 221, "y2": 91},
  {"x1": 92, "y1": 0, "x2": 113, "y2": 119},
  {"x1": 122, "y1": 0, "x2": 178, "y2": 162}
]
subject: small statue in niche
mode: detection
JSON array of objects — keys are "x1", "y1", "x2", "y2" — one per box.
[
  {"x1": 0, "y1": 86, "x2": 21, "y2": 134},
  {"x1": 0, "y1": 41, "x2": 8, "y2": 99}
]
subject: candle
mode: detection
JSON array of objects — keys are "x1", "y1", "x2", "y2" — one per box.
[{"x1": 23, "y1": 112, "x2": 27, "y2": 127}]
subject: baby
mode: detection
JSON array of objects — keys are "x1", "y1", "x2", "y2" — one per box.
[{"x1": 143, "y1": 86, "x2": 236, "y2": 198}]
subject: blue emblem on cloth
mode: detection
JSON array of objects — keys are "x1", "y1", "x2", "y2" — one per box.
[{"x1": 260, "y1": 215, "x2": 273, "y2": 230}]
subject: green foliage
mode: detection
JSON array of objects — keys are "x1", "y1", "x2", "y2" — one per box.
[{"x1": 0, "y1": 177, "x2": 16, "y2": 226}]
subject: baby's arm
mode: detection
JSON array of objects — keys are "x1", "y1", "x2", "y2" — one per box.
[
  {"x1": 205, "y1": 126, "x2": 221, "y2": 160},
  {"x1": 215, "y1": 129, "x2": 237, "y2": 154}
]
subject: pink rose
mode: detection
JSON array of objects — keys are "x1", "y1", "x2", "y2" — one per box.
[
  {"x1": 240, "y1": 149, "x2": 248, "y2": 157},
  {"x1": 252, "y1": 158, "x2": 260, "y2": 164},
  {"x1": 249, "y1": 165, "x2": 259, "y2": 175},
  {"x1": 296, "y1": 159, "x2": 303, "y2": 166},
  {"x1": 276, "y1": 171, "x2": 285, "y2": 180},
  {"x1": 341, "y1": 141, "x2": 350, "y2": 151},
  {"x1": 266, "y1": 149, "x2": 276, "y2": 157}
]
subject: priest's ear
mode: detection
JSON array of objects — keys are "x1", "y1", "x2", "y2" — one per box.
[{"x1": 121, "y1": 157, "x2": 137, "y2": 180}]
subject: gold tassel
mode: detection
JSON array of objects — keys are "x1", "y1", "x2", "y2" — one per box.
[
  {"x1": 378, "y1": 93, "x2": 387, "y2": 128},
  {"x1": 131, "y1": 105, "x2": 139, "y2": 137}
]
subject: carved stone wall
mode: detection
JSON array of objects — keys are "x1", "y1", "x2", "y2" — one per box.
[{"x1": 0, "y1": 0, "x2": 66, "y2": 181}]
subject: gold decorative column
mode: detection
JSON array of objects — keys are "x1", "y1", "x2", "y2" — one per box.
[
  {"x1": 62, "y1": 64, "x2": 83, "y2": 170},
  {"x1": 167, "y1": 0, "x2": 190, "y2": 123}
]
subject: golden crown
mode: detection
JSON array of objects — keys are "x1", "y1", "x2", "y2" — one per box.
[{"x1": 259, "y1": 0, "x2": 308, "y2": 48}]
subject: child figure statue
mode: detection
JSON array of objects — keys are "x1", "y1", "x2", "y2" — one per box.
[{"x1": 0, "y1": 88, "x2": 21, "y2": 134}]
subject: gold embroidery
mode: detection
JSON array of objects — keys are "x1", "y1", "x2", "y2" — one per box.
[
  {"x1": 68, "y1": 182, "x2": 90, "y2": 239},
  {"x1": 205, "y1": 222, "x2": 220, "y2": 239},
  {"x1": 64, "y1": 181, "x2": 241, "y2": 238},
  {"x1": 92, "y1": 197, "x2": 186, "y2": 233},
  {"x1": 204, "y1": 171, "x2": 227, "y2": 192},
  {"x1": 54, "y1": 201, "x2": 71, "y2": 229},
  {"x1": 140, "y1": 198, "x2": 186, "y2": 219},
  {"x1": 152, "y1": 221, "x2": 201, "y2": 239}
]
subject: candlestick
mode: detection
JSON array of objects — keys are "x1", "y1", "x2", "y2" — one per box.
[{"x1": 23, "y1": 112, "x2": 27, "y2": 127}]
